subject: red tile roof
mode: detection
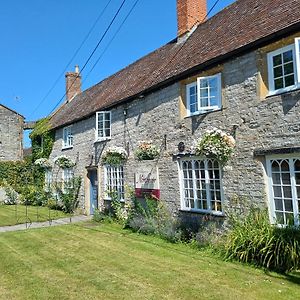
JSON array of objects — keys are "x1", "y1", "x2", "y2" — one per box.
[{"x1": 50, "y1": 0, "x2": 300, "y2": 129}]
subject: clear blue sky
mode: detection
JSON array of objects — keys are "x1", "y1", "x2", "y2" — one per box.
[{"x1": 0, "y1": 0, "x2": 235, "y2": 147}]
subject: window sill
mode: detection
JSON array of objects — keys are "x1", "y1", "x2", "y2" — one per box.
[
  {"x1": 185, "y1": 107, "x2": 222, "y2": 118},
  {"x1": 179, "y1": 209, "x2": 225, "y2": 217},
  {"x1": 267, "y1": 85, "x2": 300, "y2": 98},
  {"x1": 104, "y1": 198, "x2": 125, "y2": 203},
  {"x1": 62, "y1": 146, "x2": 73, "y2": 150},
  {"x1": 94, "y1": 137, "x2": 111, "y2": 143}
]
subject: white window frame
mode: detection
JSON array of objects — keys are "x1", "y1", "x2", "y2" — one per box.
[
  {"x1": 45, "y1": 170, "x2": 52, "y2": 192},
  {"x1": 178, "y1": 157, "x2": 224, "y2": 216},
  {"x1": 104, "y1": 165, "x2": 125, "y2": 202},
  {"x1": 267, "y1": 39, "x2": 300, "y2": 95},
  {"x1": 95, "y1": 111, "x2": 111, "y2": 142},
  {"x1": 266, "y1": 154, "x2": 300, "y2": 227},
  {"x1": 62, "y1": 168, "x2": 74, "y2": 191},
  {"x1": 186, "y1": 73, "x2": 222, "y2": 117},
  {"x1": 62, "y1": 125, "x2": 73, "y2": 149}
]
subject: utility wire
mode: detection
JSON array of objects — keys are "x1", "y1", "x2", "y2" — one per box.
[
  {"x1": 49, "y1": 0, "x2": 127, "y2": 115},
  {"x1": 84, "y1": 0, "x2": 140, "y2": 83},
  {"x1": 30, "y1": 0, "x2": 113, "y2": 119}
]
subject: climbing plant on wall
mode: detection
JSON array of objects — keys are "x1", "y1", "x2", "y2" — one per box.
[{"x1": 30, "y1": 117, "x2": 55, "y2": 161}]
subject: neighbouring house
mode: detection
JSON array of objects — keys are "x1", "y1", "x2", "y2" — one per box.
[
  {"x1": 47, "y1": 0, "x2": 300, "y2": 227},
  {"x1": 0, "y1": 104, "x2": 24, "y2": 161}
]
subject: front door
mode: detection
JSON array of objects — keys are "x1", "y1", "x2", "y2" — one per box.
[{"x1": 88, "y1": 169, "x2": 98, "y2": 215}]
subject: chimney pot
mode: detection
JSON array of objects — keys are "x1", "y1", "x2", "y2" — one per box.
[
  {"x1": 177, "y1": 0, "x2": 207, "y2": 37},
  {"x1": 65, "y1": 65, "x2": 81, "y2": 102}
]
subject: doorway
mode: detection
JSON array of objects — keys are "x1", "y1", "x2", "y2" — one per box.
[{"x1": 88, "y1": 169, "x2": 98, "y2": 215}]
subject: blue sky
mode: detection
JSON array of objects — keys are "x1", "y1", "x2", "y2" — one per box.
[{"x1": 0, "y1": 0, "x2": 235, "y2": 147}]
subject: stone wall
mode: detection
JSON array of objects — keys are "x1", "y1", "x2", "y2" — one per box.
[
  {"x1": 49, "y1": 49, "x2": 300, "y2": 219},
  {"x1": 0, "y1": 106, "x2": 24, "y2": 161}
]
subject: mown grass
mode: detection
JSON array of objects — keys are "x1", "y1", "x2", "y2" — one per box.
[
  {"x1": 0, "y1": 205, "x2": 68, "y2": 226},
  {"x1": 0, "y1": 222, "x2": 299, "y2": 300}
]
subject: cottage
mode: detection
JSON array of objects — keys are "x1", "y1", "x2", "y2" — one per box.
[
  {"x1": 0, "y1": 104, "x2": 24, "y2": 161},
  {"x1": 48, "y1": 0, "x2": 300, "y2": 226}
]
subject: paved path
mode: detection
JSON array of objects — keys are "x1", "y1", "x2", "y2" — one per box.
[{"x1": 0, "y1": 215, "x2": 92, "y2": 233}]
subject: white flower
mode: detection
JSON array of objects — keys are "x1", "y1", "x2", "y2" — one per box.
[{"x1": 34, "y1": 158, "x2": 51, "y2": 168}]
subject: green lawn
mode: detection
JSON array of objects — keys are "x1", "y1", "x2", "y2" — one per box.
[
  {"x1": 0, "y1": 204, "x2": 68, "y2": 226},
  {"x1": 0, "y1": 222, "x2": 299, "y2": 300}
]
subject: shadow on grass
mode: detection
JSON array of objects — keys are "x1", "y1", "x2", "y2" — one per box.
[
  {"x1": 265, "y1": 271, "x2": 300, "y2": 286},
  {"x1": 78, "y1": 221, "x2": 300, "y2": 281}
]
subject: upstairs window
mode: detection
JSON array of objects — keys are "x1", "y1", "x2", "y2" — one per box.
[
  {"x1": 62, "y1": 126, "x2": 73, "y2": 149},
  {"x1": 186, "y1": 73, "x2": 222, "y2": 116},
  {"x1": 96, "y1": 111, "x2": 111, "y2": 141},
  {"x1": 267, "y1": 38, "x2": 300, "y2": 94}
]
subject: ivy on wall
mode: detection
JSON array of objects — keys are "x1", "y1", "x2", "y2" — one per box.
[
  {"x1": 30, "y1": 117, "x2": 55, "y2": 161},
  {"x1": 0, "y1": 117, "x2": 55, "y2": 195}
]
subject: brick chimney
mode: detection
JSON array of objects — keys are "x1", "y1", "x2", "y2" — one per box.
[
  {"x1": 177, "y1": 0, "x2": 207, "y2": 37},
  {"x1": 65, "y1": 65, "x2": 81, "y2": 102}
]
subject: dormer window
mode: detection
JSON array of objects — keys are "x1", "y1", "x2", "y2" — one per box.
[
  {"x1": 267, "y1": 38, "x2": 300, "y2": 95},
  {"x1": 62, "y1": 125, "x2": 73, "y2": 149},
  {"x1": 96, "y1": 111, "x2": 111, "y2": 141},
  {"x1": 186, "y1": 73, "x2": 222, "y2": 116}
]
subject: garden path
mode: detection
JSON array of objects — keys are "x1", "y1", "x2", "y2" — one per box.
[{"x1": 0, "y1": 215, "x2": 92, "y2": 233}]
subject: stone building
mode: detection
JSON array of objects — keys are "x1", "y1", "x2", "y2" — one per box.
[
  {"x1": 48, "y1": 0, "x2": 300, "y2": 226},
  {"x1": 0, "y1": 104, "x2": 24, "y2": 161}
]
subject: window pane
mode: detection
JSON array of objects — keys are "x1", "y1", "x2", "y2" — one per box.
[
  {"x1": 200, "y1": 98, "x2": 208, "y2": 107},
  {"x1": 272, "y1": 172, "x2": 281, "y2": 184},
  {"x1": 280, "y1": 160, "x2": 290, "y2": 172},
  {"x1": 200, "y1": 79, "x2": 208, "y2": 88},
  {"x1": 284, "y1": 74, "x2": 295, "y2": 87},
  {"x1": 274, "y1": 198, "x2": 283, "y2": 211},
  {"x1": 284, "y1": 199, "x2": 293, "y2": 212},
  {"x1": 273, "y1": 54, "x2": 282, "y2": 66},
  {"x1": 274, "y1": 78, "x2": 284, "y2": 90},
  {"x1": 284, "y1": 62, "x2": 294, "y2": 75},
  {"x1": 282, "y1": 173, "x2": 291, "y2": 185},
  {"x1": 200, "y1": 88, "x2": 208, "y2": 98},
  {"x1": 283, "y1": 186, "x2": 292, "y2": 198},
  {"x1": 294, "y1": 160, "x2": 300, "y2": 172},
  {"x1": 273, "y1": 186, "x2": 282, "y2": 198},
  {"x1": 274, "y1": 66, "x2": 283, "y2": 78},
  {"x1": 283, "y1": 50, "x2": 293, "y2": 63}
]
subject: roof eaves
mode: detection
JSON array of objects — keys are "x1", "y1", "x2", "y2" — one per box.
[{"x1": 51, "y1": 20, "x2": 300, "y2": 130}]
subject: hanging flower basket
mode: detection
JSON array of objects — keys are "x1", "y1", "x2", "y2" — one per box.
[
  {"x1": 195, "y1": 128, "x2": 235, "y2": 165},
  {"x1": 34, "y1": 158, "x2": 52, "y2": 169},
  {"x1": 135, "y1": 141, "x2": 159, "y2": 161},
  {"x1": 102, "y1": 146, "x2": 128, "y2": 166},
  {"x1": 54, "y1": 155, "x2": 75, "y2": 168}
]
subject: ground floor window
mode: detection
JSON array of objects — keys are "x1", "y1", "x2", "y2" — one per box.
[
  {"x1": 62, "y1": 168, "x2": 74, "y2": 190},
  {"x1": 179, "y1": 158, "x2": 223, "y2": 214},
  {"x1": 266, "y1": 157, "x2": 300, "y2": 226},
  {"x1": 104, "y1": 165, "x2": 124, "y2": 201},
  {"x1": 45, "y1": 170, "x2": 52, "y2": 192}
]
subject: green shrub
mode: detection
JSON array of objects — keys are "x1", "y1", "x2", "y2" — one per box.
[
  {"x1": 126, "y1": 196, "x2": 182, "y2": 243},
  {"x1": 195, "y1": 221, "x2": 225, "y2": 248},
  {"x1": 2, "y1": 183, "x2": 18, "y2": 205},
  {"x1": 223, "y1": 207, "x2": 300, "y2": 273},
  {"x1": 55, "y1": 176, "x2": 81, "y2": 214}
]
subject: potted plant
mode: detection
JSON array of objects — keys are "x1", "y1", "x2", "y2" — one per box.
[
  {"x1": 196, "y1": 128, "x2": 235, "y2": 165},
  {"x1": 135, "y1": 141, "x2": 160, "y2": 161},
  {"x1": 102, "y1": 146, "x2": 128, "y2": 166}
]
